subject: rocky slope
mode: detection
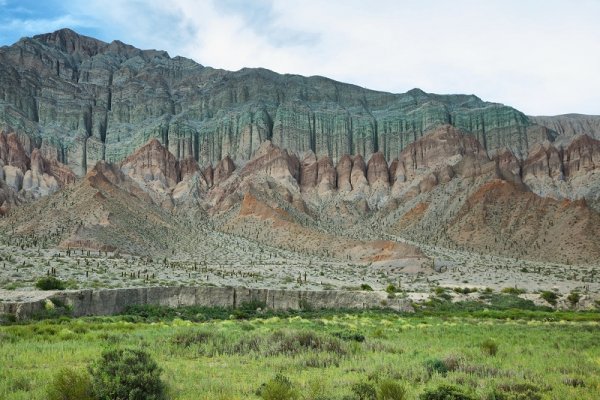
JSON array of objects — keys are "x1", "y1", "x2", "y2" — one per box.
[
  {"x1": 1, "y1": 29, "x2": 599, "y2": 266},
  {"x1": 0, "y1": 28, "x2": 557, "y2": 178},
  {"x1": 531, "y1": 114, "x2": 600, "y2": 140},
  {"x1": 1, "y1": 121, "x2": 598, "y2": 264}
]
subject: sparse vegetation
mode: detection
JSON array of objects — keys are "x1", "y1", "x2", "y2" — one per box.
[
  {"x1": 35, "y1": 276, "x2": 65, "y2": 290},
  {"x1": 0, "y1": 309, "x2": 598, "y2": 399}
]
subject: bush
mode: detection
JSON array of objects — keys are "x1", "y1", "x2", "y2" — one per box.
[
  {"x1": 89, "y1": 348, "x2": 167, "y2": 400},
  {"x1": 377, "y1": 380, "x2": 406, "y2": 400},
  {"x1": 424, "y1": 358, "x2": 448, "y2": 376},
  {"x1": 35, "y1": 276, "x2": 66, "y2": 290},
  {"x1": 481, "y1": 339, "x2": 499, "y2": 356},
  {"x1": 501, "y1": 287, "x2": 525, "y2": 295},
  {"x1": 257, "y1": 374, "x2": 298, "y2": 400},
  {"x1": 567, "y1": 292, "x2": 581, "y2": 307},
  {"x1": 361, "y1": 284, "x2": 374, "y2": 291},
  {"x1": 386, "y1": 284, "x2": 397, "y2": 294},
  {"x1": 420, "y1": 385, "x2": 474, "y2": 400},
  {"x1": 351, "y1": 382, "x2": 377, "y2": 400},
  {"x1": 540, "y1": 291, "x2": 558, "y2": 306},
  {"x1": 490, "y1": 382, "x2": 542, "y2": 400},
  {"x1": 47, "y1": 368, "x2": 93, "y2": 400}
]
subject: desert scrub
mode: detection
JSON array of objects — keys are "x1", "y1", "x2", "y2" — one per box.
[
  {"x1": 89, "y1": 348, "x2": 167, "y2": 400},
  {"x1": 480, "y1": 339, "x2": 499, "y2": 356},
  {"x1": 419, "y1": 384, "x2": 474, "y2": 400},
  {"x1": 540, "y1": 290, "x2": 558, "y2": 306},
  {"x1": 256, "y1": 374, "x2": 298, "y2": 400},
  {"x1": 35, "y1": 276, "x2": 65, "y2": 290},
  {"x1": 47, "y1": 368, "x2": 93, "y2": 400}
]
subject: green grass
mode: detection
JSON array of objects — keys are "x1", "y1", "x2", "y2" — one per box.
[{"x1": 0, "y1": 307, "x2": 599, "y2": 399}]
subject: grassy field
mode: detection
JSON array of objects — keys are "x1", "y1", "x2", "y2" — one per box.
[{"x1": 1, "y1": 306, "x2": 599, "y2": 400}]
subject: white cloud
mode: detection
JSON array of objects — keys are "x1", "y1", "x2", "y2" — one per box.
[{"x1": 52, "y1": 0, "x2": 600, "y2": 115}]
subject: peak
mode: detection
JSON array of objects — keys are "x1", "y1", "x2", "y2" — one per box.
[{"x1": 33, "y1": 28, "x2": 106, "y2": 56}]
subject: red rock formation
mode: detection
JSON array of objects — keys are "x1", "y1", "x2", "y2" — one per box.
[
  {"x1": 522, "y1": 142, "x2": 563, "y2": 180},
  {"x1": 398, "y1": 125, "x2": 488, "y2": 181},
  {"x1": 316, "y1": 156, "x2": 336, "y2": 192},
  {"x1": 213, "y1": 155, "x2": 235, "y2": 185},
  {"x1": 120, "y1": 138, "x2": 179, "y2": 187},
  {"x1": 336, "y1": 154, "x2": 353, "y2": 192},
  {"x1": 299, "y1": 151, "x2": 318, "y2": 189},
  {"x1": 179, "y1": 157, "x2": 200, "y2": 180},
  {"x1": 562, "y1": 135, "x2": 600, "y2": 177},
  {"x1": 241, "y1": 141, "x2": 299, "y2": 182},
  {"x1": 367, "y1": 152, "x2": 389, "y2": 186},
  {"x1": 202, "y1": 164, "x2": 214, "y2": 187},
  {"x1": 350, "y1": 155, "x2": 368, "y2": 190},
  {"x1": 5, "y1": 133, "x2": 30, "y2": 172}
]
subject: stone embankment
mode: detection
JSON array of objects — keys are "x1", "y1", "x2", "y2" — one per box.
[{"x1": 0, "y1": 286, "x2": 413, "y2": 320}]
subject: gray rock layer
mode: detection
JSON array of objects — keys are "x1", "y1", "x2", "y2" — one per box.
[
  {"x1": 0, "y1": 29, "x2": 555, "y2": 176},
  {"x1": 0, "y1": 286, "x2": 412, "y2": 320}
]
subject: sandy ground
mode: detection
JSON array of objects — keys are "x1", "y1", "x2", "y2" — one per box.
[{"x1": 0, "y1": 232, "x2": 598, "y2": 304}]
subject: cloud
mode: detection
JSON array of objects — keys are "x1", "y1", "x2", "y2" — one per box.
[{"x1": 1, "y1": 0, "x2": 599, "y2": 115}]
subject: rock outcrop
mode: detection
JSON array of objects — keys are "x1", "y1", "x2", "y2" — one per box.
[
  {"x1": 0, "y1": 28, "x2": 560, "y2": 178},
  {"x1": 531, "y1": 114, "x2": 600, "y2": 140}
]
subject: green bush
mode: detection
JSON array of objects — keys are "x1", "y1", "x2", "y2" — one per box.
[
  {"x1": 567, "y1": 292, "x2": 580, "y2": 307},
  {"x1": 377, "y1": 380, "x2": 406, "y2": 400},
  {"x1": 47, "y1": 368, "x2": 93, "y2": 400},
  {"x1": 489, "y1": 382, "x2": 542, "y2": 400},
  {"x1": 361, "y1": 284, "x2": 374, "y2": 291},
  {"x1": 424, "y1": 358, "x2": 448, "y2": 376},
  {"x1": 501, "y1": 287, "x2": 525, "y2": 295},
  {"x1": 420, "y1": 385, "x2": 474, "y2": 400},
  {"x1": 540, "y1": 291, "x2": 558, "y2": 306},
  {"x1": 351, "y1": 382, "x2": 377, "y2": 400},
  {"x1": 481, "y1": 339, "x2": 499, "y2": 356},
  {"x1": 89, "y1": 348, "x2": 167, "y2": 400},
  {"x1": 35, "y1": 276, "x2": 66, "y2": 290},
  {"x1": 257, "y1": 374, "x2": 298, "y2": 400},
  {"x1": 386, "y1": 284, "x2": 397, "y2": 294}
]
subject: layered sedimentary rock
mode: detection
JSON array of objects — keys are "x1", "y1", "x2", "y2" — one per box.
[
  {"x1": 531, "y1": 114, "x2": 600, "y2": 140},
  {"x1": 0, "y1": 131, "x2": 75, "y2": 207},
  {"x1": 0, "y1": 28, "x2": 560, "y2": 178}
]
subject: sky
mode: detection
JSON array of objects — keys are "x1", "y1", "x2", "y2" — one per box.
[{"x1": 0, "y1": 0, "x2": 598, "y2": 116}]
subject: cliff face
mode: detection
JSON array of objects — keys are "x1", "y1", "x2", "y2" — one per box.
[
  {"x1": 0, "y1": 29, "x2": 552, "y2": 177},
  {"x1": 530, "y1": 114, "x2": 600, "y2": 140}
]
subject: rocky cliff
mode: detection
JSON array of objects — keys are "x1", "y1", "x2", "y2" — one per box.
[
  {"x1": 530, "y1": 114, "x2": 600, "y2": 140},
  {"x1": 0, "y1": 28, "x2": 557, "y2": 177}
]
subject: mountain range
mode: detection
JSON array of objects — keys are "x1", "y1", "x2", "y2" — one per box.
[{"x1": 1, "y1": 28, "x2": 599, "y2": 267}]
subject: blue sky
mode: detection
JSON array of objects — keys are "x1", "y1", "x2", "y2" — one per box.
[{"x1": 1, "y1": 0, "x2": 599, "y2": 115}]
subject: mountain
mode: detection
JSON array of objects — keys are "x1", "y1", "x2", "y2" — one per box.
[
  {"x1": 0, "y1": 28, "x2": 561, "y2": 177},
  {"x1": 0, "y1": 29, "x2": 599, "y2": 268}
]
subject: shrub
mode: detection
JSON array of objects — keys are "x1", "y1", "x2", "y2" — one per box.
[
  {"x1": 333, "y1": 330, "x2": 366, "y2": 342},
  {"x1": 377, "y1": 380, "x2": 406, "y2": 400},
  {"x1": 420, "y1": 385, "x2": 474, "y2": 400},
  {"x1": 386, "y1": 284, "x2": 397, "y2": 294},
  {"x1": 424, "y1": 358, "x2": 448, "y2": 376},
  {"x1": 35, "y1": 276, "x2": 66, "y2": 290},
  {"x1": 490, "y1": 382, "x2": 542, "y2": 400},
  {"x1": 501, "y1": 287, "x2": 525, "y2": 295},
  {"x1": 540, "y1": 291, "x2": 558, "y2": 306},
  {"x1": 567, "y1": 292, "x2": 580, "y2": 307},
  {"x1": 47, "y1": 368, "x2": 93, "y2": 400},
  {"x1": 351, "y1": 382, "x2": 377, "y2": 400},
  {"x1": 257, "y1": 374, "x2": 298, "y2": 400},
  {"x1": 480, "y1": 339, "x2": 499, "y2": 356},
  {"x1": 89, "y1": 348, "x2": 167, "y2": 400},
  {"x1": 361, "y1": 284, "x2": 374, "y2": 291}
]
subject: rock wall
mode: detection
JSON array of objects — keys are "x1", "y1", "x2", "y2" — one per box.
[
  {"x1": 0, "y1": 286, "x2": 413, "y2": 320},
  {"x1": 0, "y1": 29, "x2": 549, "y2": 177}
]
